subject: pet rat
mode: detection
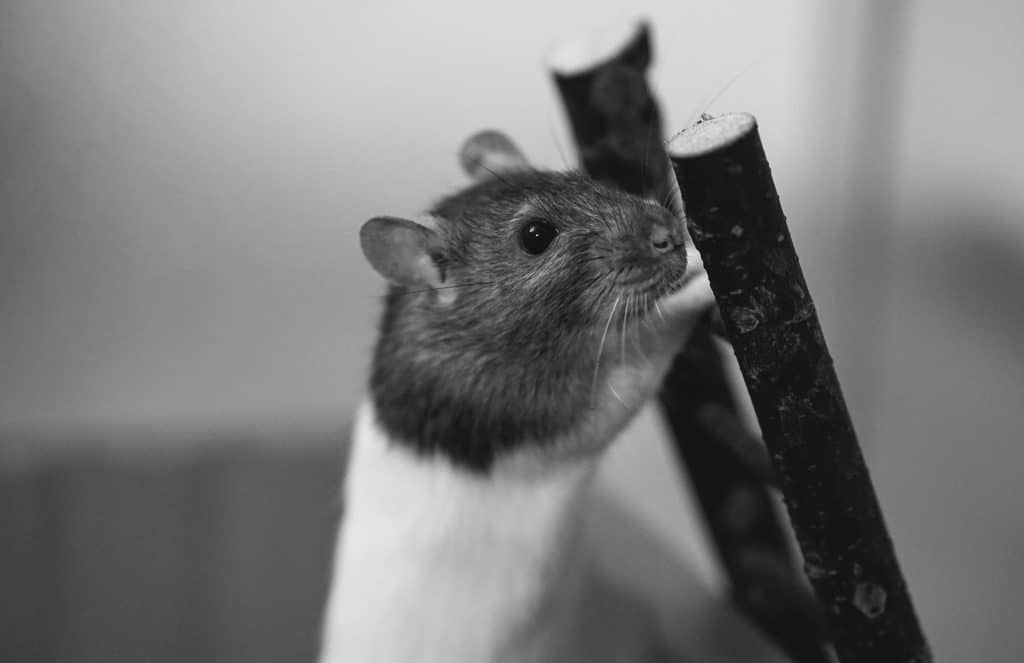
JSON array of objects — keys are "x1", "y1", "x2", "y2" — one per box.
[{"x1": 318, "y1": 130, "x2": 717, "y2": 663}]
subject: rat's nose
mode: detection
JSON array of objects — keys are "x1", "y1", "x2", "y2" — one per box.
[{"x1": 648, "y1": 217, "x2": 684, "y2": 254}]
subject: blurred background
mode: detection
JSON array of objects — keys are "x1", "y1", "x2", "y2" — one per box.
[{"x1": 1, "y1": 0, "x2": 1022, "y2": 661}]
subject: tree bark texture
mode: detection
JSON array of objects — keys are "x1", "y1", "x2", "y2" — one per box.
[{"x1": 669, "y1": 113, "x2": 931, "y2": 663}]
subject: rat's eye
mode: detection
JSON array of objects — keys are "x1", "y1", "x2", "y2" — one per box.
[{"x1": 519, "y1": 220, "x2": 558, "y2": 255}]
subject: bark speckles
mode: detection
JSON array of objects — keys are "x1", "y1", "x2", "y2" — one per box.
[
  {"x1": 670, "y1": 113, "x2": 931, "y2": 662},
  {"x1": 853, "y1": 582, "x2": 888, "y2": 620}
]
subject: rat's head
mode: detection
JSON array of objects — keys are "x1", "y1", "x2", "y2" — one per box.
[{"x1": 360, "y1": 131, "x2": 704, "y2": 473}]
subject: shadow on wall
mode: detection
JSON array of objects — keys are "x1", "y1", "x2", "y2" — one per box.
[
  {"x1": 910, "y1": 214, "x2": 1024, "y2": 359},
  {"x1": 0, "y1": 429, "x2": 348, "y2": 663},
  {"x1": 868, "y1": 200, "x2": 1024, "y2": 663}
]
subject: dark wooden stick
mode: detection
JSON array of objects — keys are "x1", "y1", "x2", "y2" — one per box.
[
  {"x1": 550, "y1": 21, "x2": 673, "y2": 207},
  {"x1": 659, "y1": 331, "x2": 831, "y2": 663},
  {"x1": 669, "y1": 113, "x2": 931, "y2": 663},
  {"x1": 550, "y1": 23, "x2": 828, "y2": 663}
]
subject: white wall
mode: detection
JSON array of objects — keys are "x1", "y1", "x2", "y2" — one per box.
[{"x1": 0, "y1": 0, "x2": 844, "y2": 432}]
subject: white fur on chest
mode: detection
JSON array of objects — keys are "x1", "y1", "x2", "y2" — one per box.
[{"x1": 318, "y1": 401, "x2": 596, "y2": 663}]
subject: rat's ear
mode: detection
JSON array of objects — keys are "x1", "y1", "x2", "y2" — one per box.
[
  {"x1": 459, "y1": 129, "x2": 531, "y2": 182},
  {"x1": 360, "y1": 216, "x2": 446, "y2": 287}
]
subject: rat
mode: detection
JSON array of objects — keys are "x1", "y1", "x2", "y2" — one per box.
[{"x1": 317, "y1": 130, "x2": 716, "y2": 663}]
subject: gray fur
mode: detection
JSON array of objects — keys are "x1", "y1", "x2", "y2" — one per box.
[{"x1": 367, "y1": 169, "x2": 686, "y2": 472}]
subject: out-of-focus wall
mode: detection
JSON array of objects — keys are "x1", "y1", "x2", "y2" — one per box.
[
  {"x1": 866, "y1": 3, "x2": 1024, "y2": 662},
  {"x1": 0, "y1": 0, "x2": 845, "y2": 432}
]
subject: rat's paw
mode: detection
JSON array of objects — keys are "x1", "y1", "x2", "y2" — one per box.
[
  {"x1": 660, "y1": 269, "x2": 713, "y2": 319},
  {"x1": 659, "y1": 242, "x2": 713, "y2": 321},
  {"x1": 655, "y1": 268, "x2": 715, "y2": 339},
  {"x1": 623, "y1": 267, "x2": 714, "y2": 373}
]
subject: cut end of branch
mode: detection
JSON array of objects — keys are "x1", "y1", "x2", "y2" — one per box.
[
  {"x1": 547, "y1": 19, "x2": 648, "y2": 75},
  {"x1": 668, "y1": 113, "x2": 757, "y2": 159}
]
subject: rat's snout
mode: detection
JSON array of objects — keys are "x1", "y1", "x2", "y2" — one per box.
[
  {"x1": 642, "y1": 210, "x2": 685, "y2": 255},
  {"x1": 603, "y1": 206, "x2": 689, "y2": 287}
]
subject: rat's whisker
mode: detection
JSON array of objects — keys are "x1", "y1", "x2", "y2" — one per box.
[
  {"x1": 577, "y1": 273, "x2": 602, "y2": 291},
  {"x1": 577, "y1": 271, "x2": 610, "y2": 301},
  {"x1": 547, "y1": 112, "x2": 571, "y2": 170},
  {"x1": 475, "y1": 162, "x2": 512, "y2": 186},
  {"x1": 698, "y1": 57, "x2": 761, "y2": 120},
  {"x1": 662, "y1": 186, "x2": 679, "y2": 212},
  {"x1": 389, "y1": 281, "x2": 496, "y2": 297},
  {"x1": 632, "y1": 294, "x2": 643, "y2": 359},
  {"x1": 591, "y1": 293, "x2": 621, "y2": 405},
  {"x1": 674, "y1": 55, "x2": 765, "y2": 139},
  {"x1": 586, "y1": 273, "x2": 617, "y2": 317},
  {"x1": 620, "y1": 295, "x2": 629, "y2": 365},
  {"x1": 636, "y1": 293, "x2": 652, "y2": 367},
  {"x1": 575, "y1": 254, "x2": 613, "y2": 268}
]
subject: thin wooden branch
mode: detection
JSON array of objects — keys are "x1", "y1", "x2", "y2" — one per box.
[
  {"x1": 550, "y1": 21, "x2": 672, "y2": 206},
  {"x1": 550, "y1": 22, "x2": 828, "y2": 663},
  {"x1": 659, "y1": 331, "x2": 830, "y2": 663},
  {"x1": 669, "y1": 113, "x2": 931, "y2": 663}
]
